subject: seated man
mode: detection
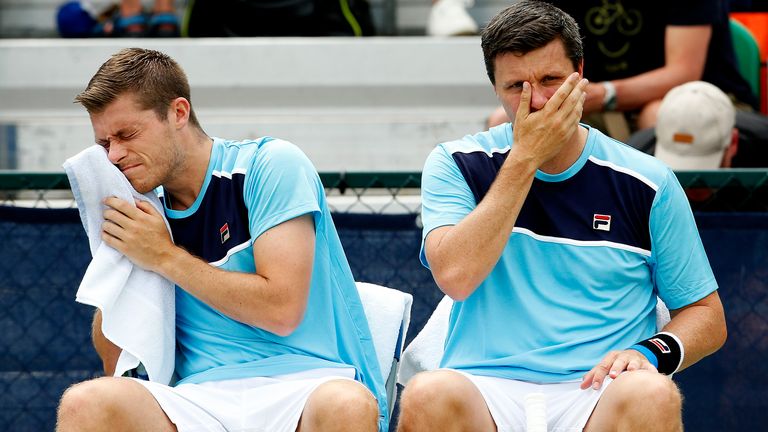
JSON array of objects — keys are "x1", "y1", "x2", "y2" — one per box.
[
  {"x1": 398, "y1": 2, "x2": 726, "y2": 431},
  {"x1": 56, "y1": 48, "x2": 386, "y2": 432},
  {"x1": 653, "y1": 81, "x2": 738, "y2": 170},
  {"x1": 628, "y1": 80, "x2": 768, "y2": 169},
  {"x1": 488, "y1": 0, "x2": 757, "y2": 140}
]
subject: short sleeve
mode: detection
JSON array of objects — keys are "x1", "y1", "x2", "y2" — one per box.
[
  {"x1": 243, "y1": 140, "x2": 321, "y2": 241},
  {"x1": 419, "y1": 145, "x2": 477, "y2": 268},
  {"x1": 666, "y1": 0, "x2": 721, "y2": 26},
  {"x1": 649, "y1": 169, "x2": 718, "y2": 309}
]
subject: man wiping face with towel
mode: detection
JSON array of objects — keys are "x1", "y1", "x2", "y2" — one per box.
[{"x1": 56, "y1": 47, "x2": 387, "y2": 432}]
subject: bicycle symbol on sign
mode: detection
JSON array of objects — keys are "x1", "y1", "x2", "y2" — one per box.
[{"x1": 585, "y1": 0, "x2": 642, "y2": 36}]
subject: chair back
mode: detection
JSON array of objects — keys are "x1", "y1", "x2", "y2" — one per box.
[{"x1": 731, "y1": 18, "x2": 762, "y2": 99}]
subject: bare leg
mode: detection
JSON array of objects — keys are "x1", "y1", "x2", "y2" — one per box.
[
  {"x1": 297, "y1": 379, "x2": 379, "y2": 432},
  {"x1": 57, "y1": 377, "x2": 176, "y2": 432},
  {"x1": 397, "y1": 370, "x2": 497, "y2": 432},
  {"x1": 585, "y1": 370, "x2": 682, "y2": 432},
  {"x1": 152, "y1": 0, "x2": 175, "y2": 14},
  {"x1": 119, "y1": 0, "x2": 143, "y2": 16}
]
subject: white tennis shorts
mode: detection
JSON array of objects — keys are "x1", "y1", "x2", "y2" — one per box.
[
  {"x1": 453, "y1": 369, "x2": 613, "y2": 432},
  {"x1": 133, "y1": 368, "x2": 358, "y2": 432}
]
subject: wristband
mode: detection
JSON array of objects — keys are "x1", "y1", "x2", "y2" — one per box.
[
  {"x1": 629, "y1": 332, "x2": 684, "y2": 375},
  {"x1": 602, "y1": 81, "x2": 617, "y2": 111}
]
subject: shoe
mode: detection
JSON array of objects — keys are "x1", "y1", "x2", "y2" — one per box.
[
  {"x1": 115, "y1": 13, "x2": 148, "y2": 37},
  {"x1": 427, "y1": 0, "x2": 478, "y2": 36},
  {"x1": 92, "y1": 12, "x2": 147, "y2": 37}
]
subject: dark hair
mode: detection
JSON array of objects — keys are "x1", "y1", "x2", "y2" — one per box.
[
  {"x1": 481, "y1": 0, "x2": 583, "y2": 85},
  {"x1": 75, "y1": 48, "x2": 201, "y2": 128}
]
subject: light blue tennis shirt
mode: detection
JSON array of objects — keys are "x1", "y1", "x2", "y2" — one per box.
[
  {"x1": 161, "y1": 137, "x2": 387, "y2": 429},
  {"x1": 420, "y1": 124, "x2": 718, "y2": 383}
]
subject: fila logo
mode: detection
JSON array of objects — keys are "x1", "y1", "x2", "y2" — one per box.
[
  {"x1": 593, "y1": 214, "x2": 611, "y2": 231},
  {"x1": 220, "y1": 223, "x2": 231, "y2": 244},
  {"x1": 649, "y1": 338, "x2": 671, "y2": 354}
]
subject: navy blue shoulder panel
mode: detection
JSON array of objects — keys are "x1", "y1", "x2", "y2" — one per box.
[
  {"x1": 164, "y1": 173, "x2": 252, "y2": 263},
  {"x1": 452, "y1": 152, "x2": 656, "y2": 250},
  {"x1": 451, "y1": 150, "x2": 509, "y2": 204}
]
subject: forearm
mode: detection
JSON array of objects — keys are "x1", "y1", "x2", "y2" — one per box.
[
  {"x1": 663, "y1": 293, "x2": 727, "y2": 371},
  {"x1": 605, "y1": 25, "x2": 710, "y2": 113},
  {"x1": 157, "y1": 246, "x2": 307, "y2": 336},
  {"x1": 611, "y1": 64, "x2": 702, "y2": 112},
  {"x1": 428, "y1": 152, "x2": 538, "y2": 299},
  {"x1": 92, "y1": 309, "x2": 121, "y2": 375}
]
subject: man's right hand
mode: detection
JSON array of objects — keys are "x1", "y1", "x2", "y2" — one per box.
[{"x1": 511, "y1": 72, "x2": 588, "y2": 168}]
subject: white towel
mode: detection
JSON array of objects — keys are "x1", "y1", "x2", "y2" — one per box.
[
  {"x1": 397, "y1": 295, "x2": 672, "y2": 385},
  {"x1": 397, "y1": 295, "x2": 452, "y2": 385},
  {"x1": 63, "y1": 145, "x2": 175, "y2": 385},
  {"x1": 355, "y1": 282, "x2": 413, "y2": 383}
]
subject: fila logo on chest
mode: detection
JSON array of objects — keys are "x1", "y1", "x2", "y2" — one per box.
[
  {"x1": 220, "y1": 222, "x2": 231, "y2": 244},
  {"x1": 593, "y1": 214, "x2": 612, "y2": 232}
]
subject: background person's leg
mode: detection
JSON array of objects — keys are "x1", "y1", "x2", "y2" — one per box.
[
  {"x1": 56, "y1": 377, "x2": 176, "y2": 432},
  {"x1": 397, "y1": 370, "x2": 496, "y2": 432},
  {"x1": 584, "y1": 370, "x2": 682, "y2": 432}
]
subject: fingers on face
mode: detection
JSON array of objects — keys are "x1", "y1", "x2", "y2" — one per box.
[
  {"x1": 515, "y1": 81, "x2": 533, "y2": 119},
  {"x1": 546, "y1": 72, "x2": 581, "y2": 112}
]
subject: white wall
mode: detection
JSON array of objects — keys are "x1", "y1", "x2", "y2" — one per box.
[{"x1": 0, "y1": 38, "x2": 500, "y2": 172}]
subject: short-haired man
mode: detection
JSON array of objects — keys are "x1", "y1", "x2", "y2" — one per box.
[
  {"x1": 56, "y1": 48, "x2": 386, "y2": 432},
  {"x1": 654, "y1": 80, "x2": 738, "y2": 169},
  {"x1": 397, "y1": 2, "x2": 726, "y2": 431}
]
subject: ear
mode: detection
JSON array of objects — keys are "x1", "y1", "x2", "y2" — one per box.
[
  {"x1": 169, "y1": 97, "x2": 191, "y2": 129},
  {"x1": 722, "y1": 127, "x2": 739, "y2": 168},
  {"x1": 578, "y1": 59, "x2": 584, "y2": 78}
]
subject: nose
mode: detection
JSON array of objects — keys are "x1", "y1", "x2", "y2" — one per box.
[
  {"x1": 530, "y1": 85, "x2": 548, "y2": 111},
  {"x1": 106, "y1": 140, "x2": 127, "y2": 164}
]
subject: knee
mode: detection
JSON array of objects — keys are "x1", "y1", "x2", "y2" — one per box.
[
  {"x1": 400, "y1": 371, "x2": 466, "y2": 416},
  {"x1": 57, "y1": 379, "x2": 114, "y2": 427},
  {"x1": 614, "y1": 371, "x2": 682, "y2": 414},
  {"x1": 310, "y1": 380, "x2": 379, "y2": 425}
]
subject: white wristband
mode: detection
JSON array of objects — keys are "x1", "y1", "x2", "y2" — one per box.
[{"x1": 602, "y1": 81, "x2": 617, "y2": 111}]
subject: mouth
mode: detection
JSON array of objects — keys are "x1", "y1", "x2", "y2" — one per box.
[{"x1": 119, "y1": 163, "x2": 141, "y2": 175}]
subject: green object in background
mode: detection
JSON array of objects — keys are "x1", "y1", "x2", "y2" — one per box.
[{"x1": 730, "y1": 18, "x2": 762, "y2": 99}]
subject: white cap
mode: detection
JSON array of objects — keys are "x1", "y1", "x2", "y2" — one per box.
[{"x1": 654, "y1": 81, "x2": 736, "y2": 170}]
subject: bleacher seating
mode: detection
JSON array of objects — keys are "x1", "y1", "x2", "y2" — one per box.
[{"x1": 0, "y1": 37, "x2": 500, "y2": 172}]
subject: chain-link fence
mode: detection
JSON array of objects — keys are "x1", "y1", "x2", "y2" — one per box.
[{"x1": 1, "y1": 170, "x2": 767, "y2": 431}]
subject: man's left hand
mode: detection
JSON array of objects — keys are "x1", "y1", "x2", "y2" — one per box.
[
  {"x1": 101, "y1": 196, "x2": 174, "y2": 273},
  {"x1": 581, "y1": 349, "x2": 657, "y2": 390}
]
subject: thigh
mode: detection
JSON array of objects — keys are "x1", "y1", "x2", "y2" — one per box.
[
  {"x1": 134, "y1": 379, "x2": 228, "y2": 432},
  {"x1": 298, "y1": 378, "x2": 379, "y2": 431},
  {"x1": 138, "y1": 370, "x2": 359, "y2": 432},
  {"x1": 457, "y1": 373, "x2": 612, "y2": 432},
  {"x1": 399, "y1": 369, "x2": 497, "y2": 432},
  {"x1": 59, "y1": 377, "x2": 177, "y2": 431},
  {"x1": 584, "y1": 370, "x2": 680, "y2": 431}
]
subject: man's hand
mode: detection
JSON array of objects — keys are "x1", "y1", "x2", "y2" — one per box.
[
  {"x1": 511, "y1": 72, "x2": 588, "y2": 168},
  {"x1": 581, "y1": 349, "x2": 658, "y2": 390},
  {"x1": 101, "y1": 197, "x2": 175, "y2": 273}
]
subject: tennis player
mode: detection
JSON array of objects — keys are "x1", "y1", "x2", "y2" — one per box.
[
  {"x1": 397, "y1": 2, "x2": 726, "y2": 431},
  {"x1": 56, "y1": 48, "x2": 386, "y2": 432}
]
